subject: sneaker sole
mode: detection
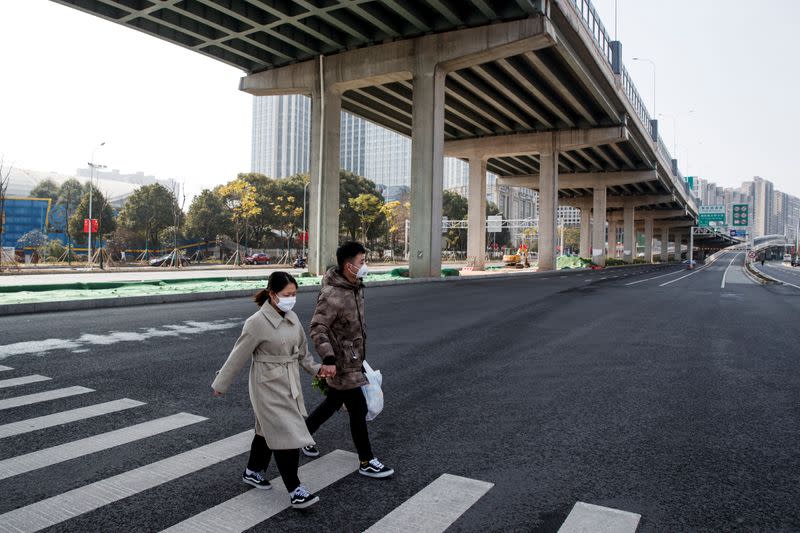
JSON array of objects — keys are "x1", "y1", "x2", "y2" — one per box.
[
  {"x1": 243, "y1": 478, "x2": 272, "y2": 490},
  {"x1": 291, "y1": 495, "x2": 320, "y2": 509},
  {"x1": 302, "y1": 450, "x2": 320, "y2": 458},
  {"x1": 359, "y1": 469, "x2": 394, "y2": 479}
]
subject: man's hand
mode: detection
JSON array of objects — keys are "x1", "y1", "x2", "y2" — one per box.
[
  {"x1": 212, "y1": 389, "x2": 223, "y2": 397},
  {"x1": 318, "y1": 365, "x2": 337, "y2": 378}
]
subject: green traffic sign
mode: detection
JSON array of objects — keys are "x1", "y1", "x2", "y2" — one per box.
[
  {"x1": 699, "y1": 205, "x2": 726, "y2": 227},
  {"x1": 732, "y1": 204, "x2": 749, "y2": 227}
]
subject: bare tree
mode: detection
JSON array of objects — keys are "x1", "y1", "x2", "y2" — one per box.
[{"x1": 0, "y1": 155, "x2": 13, "y2": 271}]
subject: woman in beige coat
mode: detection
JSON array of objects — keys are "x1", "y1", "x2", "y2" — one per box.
[{"x1": 211, "y1": 272, "x2": 336, "y2": 509}]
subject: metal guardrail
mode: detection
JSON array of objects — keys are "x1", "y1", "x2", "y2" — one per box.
[
  {"x1": 571, "y1": 0, "x2": 614, "y2": 64},
  {"x1": 568, "y1": 0, "x2": 698, "y2": 212}
]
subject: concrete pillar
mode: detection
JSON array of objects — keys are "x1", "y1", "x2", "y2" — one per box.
[
  {"x1": 607, "y1": 220, "x2": 617, "y2": 259},
  {"x1": 308, "y1": 84, "x2": 342, "y2": 275},
  {"x1": 623, "y1": 203, "x2": 635, "y2": 263},
  {"x1": 660, "y1": 227, "x2": 669, "y2": 262},
  {"x1": 644, "y1": 217, "x2": 654, "y2": 263},
  {"x1": 591, "y1": 186, "x2": 607, "y2": 266},
  {"x1": 409, "y1": 60, "x2": 446, "y2": 278},
  {"x1": 537, "y1": 151, "x2": 559, "y2": 271},
  {"x1": 467, "y1": 157, "x2": 487, "y2": 270},
  {"x1": 579, "y1": 207, "x2": 591, "y2": 258}
]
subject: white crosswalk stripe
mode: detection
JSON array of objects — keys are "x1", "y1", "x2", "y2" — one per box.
[
  {"x1": 0, "y1": 374, "x2": 51, "y2": 389},
  {"x1": 0, "y1": 430, "x2": 254, "y2": 533},
  {"x1": 160, "y1": 449, "x2": 359, "y2": 533},
  {"x1": 0, "y1": 398, "x2": 145, "y2": 439},
  {"x1": 0, "y1": 386, "x2": 94, "y2": 410},
  {"x1": 0, "y1": 365, "x2": 13, "y2": 371},
  {"x1": 558, "y1": 502, "x2": 641, "y2": 533},
  {"x1": 0, "y1": 412, "x2": 207, "y2": 481},
  {"x1": 363, "y1": 473, "x2": 493, "y2": 533}
]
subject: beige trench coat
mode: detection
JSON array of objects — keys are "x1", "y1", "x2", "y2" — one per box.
[{"x1": 211, "y1": 304, "x2": 321, "y2": 450}]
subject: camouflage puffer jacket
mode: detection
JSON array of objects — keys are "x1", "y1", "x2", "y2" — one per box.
[{"x1": 309, "y1": 267, "x2": 368, "y2": 390}]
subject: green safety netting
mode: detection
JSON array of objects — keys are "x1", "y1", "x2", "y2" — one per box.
[{"x1": 0, "y1": 269, "x2": 459, "y2": 305}]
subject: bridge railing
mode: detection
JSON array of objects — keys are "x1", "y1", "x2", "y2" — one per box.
[
  {"x1": 621, "y1": 66, "x2": 652, "y2": 134},
  {"x1": 568, "y1": 0, "x2": 696, "y2": 212},
  {"x1": 571, "y1": 0, "x2": 614, "y2": 64}
]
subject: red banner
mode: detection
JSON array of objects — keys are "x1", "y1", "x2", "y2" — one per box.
[{"x1": 83, "y1": 219, "x2": 99, "y2": 233}]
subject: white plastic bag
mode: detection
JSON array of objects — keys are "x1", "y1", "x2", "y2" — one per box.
[{"x1": 361, "y1": 361, "x2": 384, "y2": 421}]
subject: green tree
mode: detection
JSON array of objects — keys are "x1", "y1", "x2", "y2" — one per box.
[
  {"x1": 56, "y1": 179, "x2": 87, "y2": 213},
  {"x1": 381, "y1": 199, "x2": 411, "y2": 252},
  {"x1": 239, "y1": 172, "x2": 280, "y2": 247},
  {"x1": 185, "y1": 189, "x2": 230, "y2": 244},
  {"x1": 442, "y1": 190, "x2": 468, "y2": 250},
  {"x1": 339, "y1": 171, "x2": 384, "y2": 240},
  {"x1": 218, "y1": 178, "x2": 261, "y2": 264},
  {"x1": 269, "y1": 185, "x2": 305, "y2": 256},
  {"x1": 117, "y1": 184, "x2": 181, "y2": 251},
  {"x1": 348, "y1": 193, "x2": 383, "y2": 243},
  {"x1": 562, "y1": 227, "x2": 580, "y2": 254},
  {"x1": 30, "y1": 179, "x2": 60, "y2": 203},
  {"x1": 67, "y1": 186, "x2": 116, "y2": 247}
]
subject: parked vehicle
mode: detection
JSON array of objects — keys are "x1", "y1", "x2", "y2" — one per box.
[
  {"x1": 244, "y1": 253, "x2": 271, "y2": 265},
  {"x1": 149, "y1": 252, "x2": 190, "y2": 267},
  {"x1": 293, "y1": 256, "x2": 307, "y2": 268}
]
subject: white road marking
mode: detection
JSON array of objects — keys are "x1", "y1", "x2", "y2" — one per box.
[
  {"x1": 0, "y1": 386, "x2": 94, "y2": 411},
  {"x1": 0, "y1": 412, "x2": 207, "y2": 480},
  {"x1": 0, "y1": 375, "x2": 50, "y2": 389},
  {"x1": 0, "y1": 430, "x2": 253, "y2": 533},
  {"x1": 721, "y1": 252, "x2": 743, "y2": 289},
  {"x1": 0, "y1": 365, "x2": 12, "y2": 371},
  {"x1": 0, "y1": 398, "x2": 145, "y2": 439},
  {"x1": 557, "y1": 502, "x2": 641, "y2": 533},
  {"x1": 364, "y1": 474, "x2": 494, "y2": 533},
  {"x1": 626, "y1": 268, "x2": 684, "y2": 286},
  {"x1": 160, "y1": 449, "x2": 358, "y2": 533},
  {"x1": 0, "y1": 320, "x2": 240, "y2": 359}
]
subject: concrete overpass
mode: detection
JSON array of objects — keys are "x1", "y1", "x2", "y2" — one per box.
[{"x1": 53, "y1": 0, "x2": 699, "y2": 275}]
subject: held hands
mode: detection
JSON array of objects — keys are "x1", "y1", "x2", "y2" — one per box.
[{"x1": 318, "y1": 365, "x2": 337, "y2": 378}]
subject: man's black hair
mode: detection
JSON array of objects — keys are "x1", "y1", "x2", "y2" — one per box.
[{"x1": 337, "y1": 241, "x2": 366, "y2": 270}]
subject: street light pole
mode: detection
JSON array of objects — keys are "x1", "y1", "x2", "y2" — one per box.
[
  {"x1": 632, "y1": 57, "x2": 656, "y2": 116},
  {"x1": 301, "y1": 181, "x2": 310, "y2": 265},
  {"x1": 86, "y1": 141, "x2": 105, "y2": 270}
]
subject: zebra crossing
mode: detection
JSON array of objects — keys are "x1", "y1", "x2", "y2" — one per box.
[{"x1": 0, "y1": 364, "x2": 642, "y2": 532}]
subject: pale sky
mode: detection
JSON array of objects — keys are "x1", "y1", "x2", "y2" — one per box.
[{"x1": 1, "y1": 0, "x2": 799, "y2": 200}]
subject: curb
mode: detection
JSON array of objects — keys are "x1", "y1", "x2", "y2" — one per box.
[
  {"x1": 0, "y1": 262, "x2": 671, "y2": 317},
  {"x1": 746, "y1": 262, "x2": 782, "y2": 285}
]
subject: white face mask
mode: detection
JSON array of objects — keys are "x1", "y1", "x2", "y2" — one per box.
[
  {"x1": 355, "y1": 264, "x2": 369, "y2": 279},
  {"x1": 275, "y1": 296, "x2": 296, "y2": 312}
]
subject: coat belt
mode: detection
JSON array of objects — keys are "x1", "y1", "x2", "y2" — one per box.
[{"x1": 253, "y1": 354, "x2": 301, "y2": 399}]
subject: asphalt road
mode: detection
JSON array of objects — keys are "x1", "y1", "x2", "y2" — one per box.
[{"x1": 0, "y1": 254, "x2": 797, "y2": 532}]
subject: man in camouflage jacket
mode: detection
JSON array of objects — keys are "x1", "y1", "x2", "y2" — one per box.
[{"x1": 304, "y1": 241, "x2": 394, "y2": 479}]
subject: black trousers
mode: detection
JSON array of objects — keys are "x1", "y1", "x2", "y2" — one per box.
[
  {"x1": 246, "y1": 434, "x2": 300, "y2": 493},
  {"x1": 306, "y1": 386, "x2": 373, "y2": 462}
]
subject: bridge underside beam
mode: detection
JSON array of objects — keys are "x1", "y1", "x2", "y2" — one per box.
[
  {"x1": 240, "y1": 17, "x2": 556, "y2": 95},
  {"x1": 497, "y1": 171, "x2": 657, "y2": 190},
  {"x1": 444, "y1": 126, "x2": 628, "y2": 159}
]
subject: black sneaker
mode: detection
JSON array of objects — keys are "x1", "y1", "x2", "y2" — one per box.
[
  {"x1": 290, "y1": 486, "x2": 319, "y2": 509},
  {"x1": 302, "y1": 445, "x2": 320, "y2": 457},
  {"x1": 359, "y1": 458, "x2": 394, "y2": 478},
  {"x1": 242, "y1": 469, "x2": 271, "y2": 490}
]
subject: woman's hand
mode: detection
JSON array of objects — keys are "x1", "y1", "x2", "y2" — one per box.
[
  {"x1": 318, "y1": 365, "x2": 337, "y2": 378},
  {"x1": 212, "y1": 388, "x2": 223, "y2": 397}
]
